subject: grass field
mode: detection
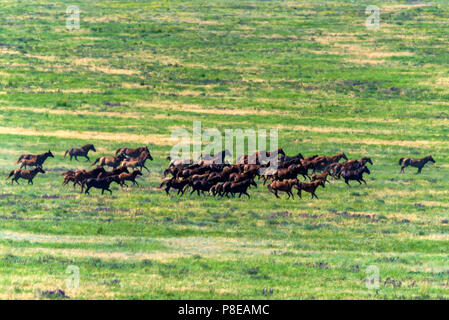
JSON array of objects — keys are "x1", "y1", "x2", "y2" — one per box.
[{"x1": 1, "y1": 0, "x2": 449, "y2": 299}]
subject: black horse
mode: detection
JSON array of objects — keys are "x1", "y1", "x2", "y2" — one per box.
[
  {"x1": 64, "y1": 144, "x2": 96, "y2": 161},
  {"x1": 84, "y1": 176, "x2": 120, "y2": 195}
]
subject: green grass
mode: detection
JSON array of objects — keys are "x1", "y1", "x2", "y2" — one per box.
[{"x1": 1, "y1": 0, "x2": 449, "y2": 299}]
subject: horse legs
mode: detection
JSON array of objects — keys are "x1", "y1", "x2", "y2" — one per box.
[
  {"x1": 417, "y1": 167, "x2": 423, "y2": 174},
  {"x1": 345, "y1": 179, "x2": 351, "y2": 186},
  {"x1": 75, "y1": 156, "x2": 79, "y2": 161},
  {"x1": 312, "y1": 192, "x2": 318, "y2": 199},
  {"x1": 400, "y1": 166, "x2": 406, "y2": 173},
  {"x1": 361, "y1": 178, "x2": 367, "y2": 184},
  {"x1": 244, "y1": 191, "x2": 250, "y2": 198},
  {"x1": 85, "y1": 155, "x2": 90, "y2": 162},
  {"x1": 85, "y1": 186, "x2": 91, "y2": 195},
  {"x1": 107, "y1": 188, "x2": 112, "y2": 194}
]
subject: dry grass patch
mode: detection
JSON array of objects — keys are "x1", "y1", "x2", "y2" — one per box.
[
  {"x1": 1, "y1": 106, "x2": 140, "y2": 119},
  {"x1": 0, "y1": 127, "x2": 171, "y2": 146}
]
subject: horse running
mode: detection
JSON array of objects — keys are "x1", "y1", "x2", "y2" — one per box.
[
  {"x1": 6, "y1": 167, "x2": 45, "y2": 184},
  {"x1": 64, "y1": 144, "x2": 96, "y2": 161},
  {"x1": 399, "y1": 155, "x2": 435, "y2": 174}
]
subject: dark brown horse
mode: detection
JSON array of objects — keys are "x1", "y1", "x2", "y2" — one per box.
[
  {"x1": 399, "y1": 155, "x2": 435, "y2": 174},
  {"x1": 340, "y1": 166, "x2": 370, "y2": 185},
  {"x1": 84, "y1": 176, "x2": 120, "y2": 195},
  {"x1": 18, "y1": 151, "x2": 54, "y2": 169},
  {"x1": 6, "y1": 167, "x2": 45, "y2": 184},
  {"x1": 91, "y1": 154, "x2": 126, "y2": 169},
  {"x1": 116, "y1": 146, "x2": 150, "y2": 158},
  {"x1": 160, "y1": 177, "x2": 190, "y2": 195},
  {"x1": 64, "y1": 144, "x2": 96, "y2": 161},
  {"x1": 71, "y1": 167, "x2": 106, "y2": 188}
]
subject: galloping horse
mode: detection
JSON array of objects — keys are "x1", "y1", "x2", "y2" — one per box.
[
  {"x1": 64, "y1": 144, "x2": 96, "y2": 161},
  {"x1": 18, "y1": 151, "x2": 54, "y2": 169},
  {"x1": 312, "y1": 153, "x2": 348, "y2": 172},
  {"x1": 399, "y1": 155, "x2": 435, "y2": 174},
  {"x1": 91, "y1": 154, "x2": 126, "y2": 169},
  {"x1": 6, "y1": 167, "x2": 45, "y2": 184},
  {"x1": 238, "y1": 148, "x2": 285, "y2": 165},
  {"x1": 116, "y1": 146, "x2": 150, "y2": 158},
  {"x1": 121, "y1": 151, "x2": 152, "y2": 172},
  {"x1": 201, "y1": 149, "x2": 231, "y2": 164}
]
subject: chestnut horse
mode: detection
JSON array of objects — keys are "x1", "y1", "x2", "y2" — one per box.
[
  {"x1": 118, "y1": 170, "x2": 142, "y2": 187},
  {"x1": 18, "y1": 150, "x2": 54, "y2": 169},
  {"x1": 6, "y1": 167, "x2": 45, "y2": 184},
  {"x1": 91, "y1": 154, "x2": 126, "y2": 169},
  {"x1": 399, "y1": 155, "x2": 435, "y2": 174},
  {"x1": 64, "y1": 144, "x2": 96, "y2": 161},
  {"x1": 116, "y1": 146, "x2": 150, "y2": 158},
  {"x1": 121, "y1": 151, "x2": 152, "y2": 172}
]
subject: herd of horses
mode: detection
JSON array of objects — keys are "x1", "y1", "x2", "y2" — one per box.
[
  {"x1": 4, "y1": 144, "x2": 436, "y2": 199},
  {"x1": 6, "y1": 145, "x2": 152, "y2": 195},
  {"x1": 160, "y1": 149, "x2": 435, "y2": 199}
]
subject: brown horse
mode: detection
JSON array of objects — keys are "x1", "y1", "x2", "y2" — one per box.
[
  {"x1": 267, "y1": 179, "x2": 299, "y2": 199},
  {"x1": 310, "y1": 170, "x2": 331, "y2": 184},
  {"x1": 121, "y1": 151, "x2": 152, "y2": 172},
  {"x1": 238, "y1": 148, "x2": 285, "y2": 165},
  {"x1": 116, "y1": 146, "x2": 151, "y2": 158},
  {"x1": 64, "y1": 144, "x2": 96, "y2": 161},
  {"x1": 118, "y1": 170, "x2": 143, "y2": 187},
  {"x1": 72, "y1": 167, "x2": 106, "y2": 188},
  {"x1": 311, "y1": 153, "x2": 348, "y2": 172},
  {"x1": 18, "y1": 150, "x2": 54, "y2": 169},
  {"x1": 91, "y1": 154, "x2": 126, "y2": 169},
  {"x1": 399, "y1": 155, "x2": 435, "y2": 174},
  {"x1": 6, "y1": 167, "x2": 45, "y2": 184},
  {"x1": 295, "y1": 180, "x2": 325, "y2": 199}
]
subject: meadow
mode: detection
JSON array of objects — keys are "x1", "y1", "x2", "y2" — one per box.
[{"x1": 1, "y1": 0, "x2": 449, "y2": 299}]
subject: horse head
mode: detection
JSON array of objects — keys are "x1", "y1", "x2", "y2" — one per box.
[
  {"x1": 363, "y1": 166, "x2": 371, "y2": 175},
  {"x1": 427, "y1": 155, "x2": 435, "y2": 163},
  {"x1": 341, "y1": 153, "x2": 348, "y2": 161},
  {"x1": 362, "y1": 157, "x2": 373, "y2": 165},
  {"x1": 47, "y1": 150, "x2": 54, "y2": 158}
]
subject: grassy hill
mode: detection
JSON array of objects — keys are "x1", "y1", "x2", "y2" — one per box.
[{"x1": 1, "y1": 0, "x2": 449, "y2": 299}]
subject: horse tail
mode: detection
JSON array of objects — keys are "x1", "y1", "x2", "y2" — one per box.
[
  {"x1": 91, "y1": 158, "x2": 100, "y2": 166},
  {"x1": 399, "y1": 158, "x2": 405, "y2": 165},
  {"x1": 64, "y1": 150, "x2": 69, "y2": 159},
  {"x1": 6, "y1": 170, "x2": 14, "y2": 180}
]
